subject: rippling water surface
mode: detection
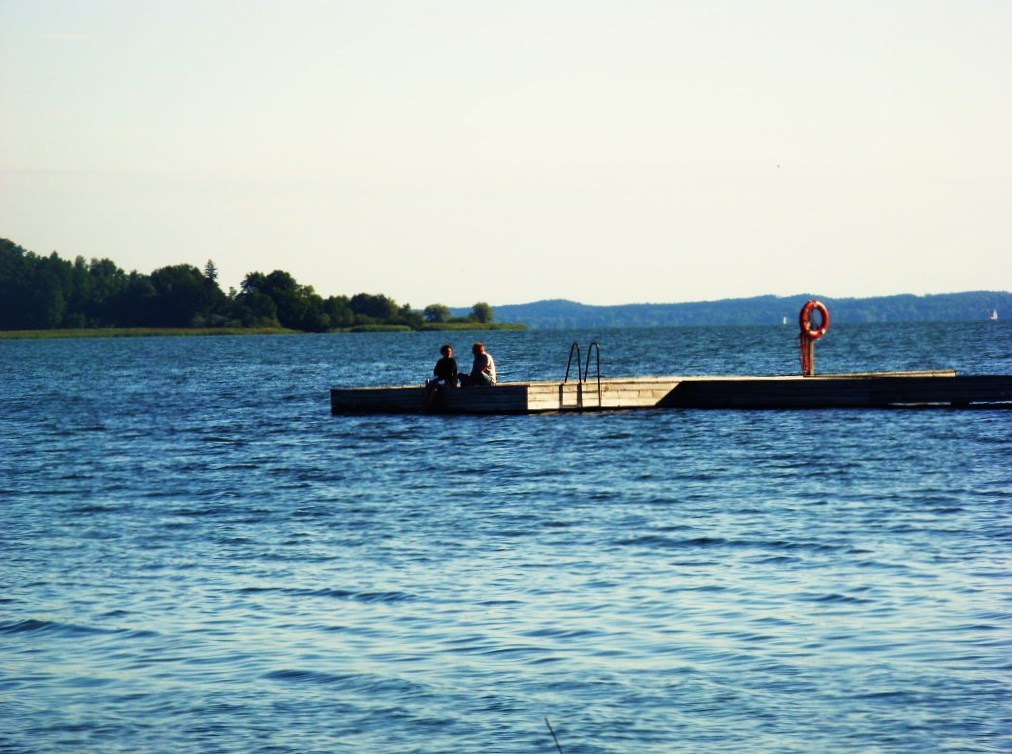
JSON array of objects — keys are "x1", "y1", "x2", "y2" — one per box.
[{"x1": 2, "y1": 323, "x2": 1010, "y2": 753}]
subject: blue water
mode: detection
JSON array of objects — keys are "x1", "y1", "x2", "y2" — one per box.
[{"x1": 2, "y1": 322, "x2": 1010, "y2": 753}]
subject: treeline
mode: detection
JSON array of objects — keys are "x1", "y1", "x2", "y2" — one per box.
[{"x1": 0, "y1": 239, "x2": 494, "y2": 332}]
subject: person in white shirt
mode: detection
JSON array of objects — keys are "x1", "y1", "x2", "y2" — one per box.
[{"x1": 461, "y1": 341, "x2": 496, "y2": 386}]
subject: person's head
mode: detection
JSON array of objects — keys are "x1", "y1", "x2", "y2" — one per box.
[
  {"x1": 440, "y1": 344, "x2": 453, "y2": 357},
  {"x1": 472, "y1": 342, "x2": 485, "y2": 355}
]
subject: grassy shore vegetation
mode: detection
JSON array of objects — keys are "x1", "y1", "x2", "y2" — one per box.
[
  {"x1": 0, "y1": 238, "x2": 525, "y2": 335},
  {"x1": 0, "y1": 327, "x2": 298, "y2": 340},
  {"x1": 1, "y1": 323, "x2": 527, "y2": 339}
]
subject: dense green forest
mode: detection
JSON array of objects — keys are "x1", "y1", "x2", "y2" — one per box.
[{"x1": 0, "y1": 239, "x2": 495, "y2": 332}]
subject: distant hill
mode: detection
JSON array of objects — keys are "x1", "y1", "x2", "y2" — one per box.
[{"x1": 460, "y1": 292, "x2": 1010, "y2": 330}]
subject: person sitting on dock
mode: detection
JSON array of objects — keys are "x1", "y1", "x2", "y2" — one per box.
[
  {"x1": 431, "y1": 344, "x2": 458, "y2": 387},
  {"x1": 425, "y1": 344, "x2": 459, "y2": 409},
  {"x1": 460, "y1": 341, "x2": 496, "y2": 386}
]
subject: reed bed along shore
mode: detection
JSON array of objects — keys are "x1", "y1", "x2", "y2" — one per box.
[
  {"x1": 1, "y1": 322, "x2": 527, "y2": 339},
  {"x1": 0, "y1": 327, "x2": 297, "y2": 339}
]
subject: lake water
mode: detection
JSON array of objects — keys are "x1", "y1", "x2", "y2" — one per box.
[{"x1": 2, "y1": 322, "x2": 1010, "y2": 753}]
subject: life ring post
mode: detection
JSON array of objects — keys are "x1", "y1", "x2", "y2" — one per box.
[{"x1": 799, "y1": 300, "x2": 830, "y2": 376}]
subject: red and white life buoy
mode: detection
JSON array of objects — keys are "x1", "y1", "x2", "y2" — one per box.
[{"x1": 799, "y1": 300, "x2": 830, "y2": 340}]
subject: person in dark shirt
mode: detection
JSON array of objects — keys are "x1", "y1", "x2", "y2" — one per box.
[
  {"x1": 432, "y1": 344, "x2": 458, "y2": 386},
  {"x1": 425, "y1": 344, "x2": 458, "y2": 409}
]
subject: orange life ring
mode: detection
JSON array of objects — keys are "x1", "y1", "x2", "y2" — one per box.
[{"x1": 799, "y1": 300, "x2": 830, "y2": 340}]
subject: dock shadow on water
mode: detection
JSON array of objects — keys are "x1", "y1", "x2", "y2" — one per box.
[{"x1": 1, "y1": 323, "x2": 1010, "y2": 753}]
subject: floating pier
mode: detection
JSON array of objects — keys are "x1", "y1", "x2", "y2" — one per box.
[
  {"x1": 330, "y1": 302, "x2": 1012, "y2": 415},
  {"x1": 330, "y1": 371, "x2": 1012, "y2": 414}
]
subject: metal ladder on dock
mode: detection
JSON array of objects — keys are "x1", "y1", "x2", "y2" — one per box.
[{"x1": 560, "y1": 341, "x2": 602, "y2": 410}]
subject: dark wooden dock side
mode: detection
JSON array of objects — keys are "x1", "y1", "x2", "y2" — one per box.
[{"x1": 657, "y1": 372, "x2": 1012, "y2": 408}]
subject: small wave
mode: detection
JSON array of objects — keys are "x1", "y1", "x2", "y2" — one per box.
[
  {"x1": 264, "y1": 668, "x2": 423, "y2": 696},
  {"x1": 753, "y1": 554, "x2": 795, "y2": 564},
  {"x1": 200, "y1": 435, "x2": 247, "y2": 445},
  {"x1": 0, "y1": 618, "x2": 113, "y2": 637},
  {"x1": 100, "y1": 609, "x2": 131, "y2": 618},
  {"x1": 236, "y1": 586, "x2": 279, "y2": 594},
  {"x1": 309, "y1": 588, "x2": 415, "y2": 604},
  {"x1": 795, "y1": 592, "x2": 874, "y2": 605},
  {"x1": 853, "y1": 689, "x2": 918, "y2": 701},
  {"x1": 264, "y1": 668, "x2": 353, "y2": 685},
  {"x1": 168, "y1": 505, "x2": 232, "y2": 518},
  {"x1": 543, "y1": 520, "x2": 572, "y2": 529},
  {"x1": 522, "y1": 626, "x2": 600, "y2": 640},
  {"x1": 238, "y1": 586, "x2": 415, "y2": 604},
  {"x1": 0, "y1": 618, "x2": 53, "y2": 634},
  {"x1": 68, "y1": 504, "x2": 117, "y2": 514},
  {"x1": 624, "y1": 534, "x2": 849, "y2": 556},
  {"x1": 615, "y1": 534, "x2": 728, "y2": 549},
  {"x1": 766, "y1": 538, "x2": 852, "y2": 554}
]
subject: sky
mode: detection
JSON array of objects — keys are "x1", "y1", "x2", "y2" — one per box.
[{"x1": 1, "y1": 0, "x2": 1010, "y2": 307}]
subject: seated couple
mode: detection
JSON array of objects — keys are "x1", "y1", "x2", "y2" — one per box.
[{"x1": 430, "y1": 342, "x2": 496, "y2": 388}]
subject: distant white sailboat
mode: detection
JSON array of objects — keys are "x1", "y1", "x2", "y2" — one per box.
[
  {"x1": 782, "y1": 316, "x2": 788, "y2": 325},
  {"x1": 990, "y1": 309, "x2": 999, "y2": 321}
]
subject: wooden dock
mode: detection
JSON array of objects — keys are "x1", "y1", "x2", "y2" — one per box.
[{"x1": 330, "y1": 371, "x2": 1012, "y2": 414}]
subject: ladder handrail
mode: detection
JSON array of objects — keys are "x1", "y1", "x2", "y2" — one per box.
[
  {"x1": 563, "y1": 342, "x2": 583, "y2": 384},
  {"x1": 561, "y1": 341, "x2": 602, "y2": 409},
  {"x1": 584, "y1": 341, "x2": 601, "y2": 406}
]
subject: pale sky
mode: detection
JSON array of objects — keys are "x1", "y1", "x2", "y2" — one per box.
[{"x1": 2, "y1": 1, "x2": 1009, "y2": 307}]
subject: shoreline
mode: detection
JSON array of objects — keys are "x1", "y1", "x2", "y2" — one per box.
[
  {"x1": 0, "y1": 327, "x2": 300, "y2": 340},
  {"x1": 0, "y1": 323, "x2": 527, "y2": 340}
]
